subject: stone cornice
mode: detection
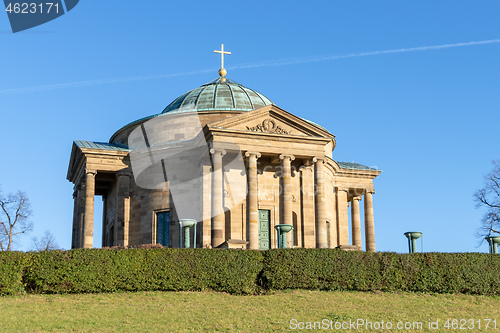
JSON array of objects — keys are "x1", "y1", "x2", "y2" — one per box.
[
  {"x1": 78, "y1": 148, "x2": 130, "y2": 157},
  {"x1": 208, "y1": 127, "x2": 333, "y2": 142}
]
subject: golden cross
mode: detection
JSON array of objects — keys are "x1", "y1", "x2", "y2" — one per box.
[{"x1": 214, "y1": 44, "x2": 231, "y2": 70}]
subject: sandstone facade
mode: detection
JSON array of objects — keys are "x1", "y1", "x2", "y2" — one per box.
[{"x1": 67, "y1": 80, "x2": 381, "y2": 251}]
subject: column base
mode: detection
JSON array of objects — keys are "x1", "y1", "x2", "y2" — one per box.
[{"x1": 335, "y1": 244, "x2": 361, "y2": 251}]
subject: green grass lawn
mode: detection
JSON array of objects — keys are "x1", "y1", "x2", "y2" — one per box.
[{"x1": 0, "y1": 290, "x2": 498, "y2": 332}]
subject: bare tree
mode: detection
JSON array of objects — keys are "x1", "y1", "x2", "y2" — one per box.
[
  {"x1": 0, "y1": 186, "x2": 33, "y2": 251},
  {"x1": 32, "y1": 230, "x2": 60, "y2": 251},
  {"x1": 474, "y1": 160, "x2": 500, "y2": 237}
]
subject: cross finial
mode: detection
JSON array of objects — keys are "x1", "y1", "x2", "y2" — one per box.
[{"x1": 214, "y1": 44, "x2": 231, "y2": 79}]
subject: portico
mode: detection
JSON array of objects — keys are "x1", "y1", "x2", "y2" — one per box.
[{"x1": 201, "y1": 105, "x2": 380, "y2": 251}]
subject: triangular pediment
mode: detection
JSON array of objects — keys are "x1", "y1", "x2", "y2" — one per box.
[{"x1": 207, "y1": 105, "x2": 334, "y2": 138}]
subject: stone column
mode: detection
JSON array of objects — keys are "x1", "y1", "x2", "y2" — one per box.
[
  {"x1": 78, "y1": 182, "x2": 85, "y2": 248},
  {"x1": 329, "y1": 189, "x2": 338, "y2": 248},
  {"x1": 279, "y1": 154, "x2": 295, "y2": 226},
  {"x1": 364, "y1": 189, "x2": 376, "y2": 252},
  {"x1": 336, "y1": 187, "x2": 349, "y2": 246},
  {"x1": 71, "y1": 189, "x2": 78, "y2": 249},
  {"x1": 351, "y1": 196, "x2": 362, "y2": 249},
  {"x1": 210, "y1": 149, "x2": 226, "y2": 247},
  {"x1": 314, "y1": 158, "x2": 327, "y2": 248},
  {"x1": 83, "y1": 170, "x2": 96, "y2": 249},
  {"x1": 245, "y1": 152, "x2": 261, "y2": 250},
  {"x1": 115, "y1": 171, "x2": 131, "y2": 247}
]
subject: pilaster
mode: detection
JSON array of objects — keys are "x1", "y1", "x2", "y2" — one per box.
[
  {"x1": 115, "y1": 171, "x2": 131, "y2": 246},
  {"x1": 300, "y1": 160, "x2": 315, "y2": 248},
  {"x1": 201, "y1": 161, "x2": 212, "y2": 247}
]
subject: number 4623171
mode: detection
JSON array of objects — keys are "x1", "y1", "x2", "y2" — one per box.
[
  {"x1": 443, "y1": 319, "x2": 497, "y2": 330},
  {"x1": 5, "y1": 3, "x2": 59, "y2": 14}
]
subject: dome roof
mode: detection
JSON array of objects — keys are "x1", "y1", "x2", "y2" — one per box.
[{"x1": 161, "y1": 77, "x2": 274, "y2": 114}]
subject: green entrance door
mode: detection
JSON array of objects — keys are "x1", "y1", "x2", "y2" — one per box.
[
  {"x1": 258, "y1": 210, "x2": 271, "y2": 250},
  {"x1": 156, "y1": 211, "x2": 170, "y2": 247}
]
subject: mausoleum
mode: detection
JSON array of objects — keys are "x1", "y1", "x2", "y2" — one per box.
[{"x1": 67, "y1": 46, "x2": 381, "y2": 251}]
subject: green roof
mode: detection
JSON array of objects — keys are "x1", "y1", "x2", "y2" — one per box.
[
  {"x1": 161, "y1": 77, "x2": 274, "y2": 114},
  {"x1": 337, "y1": 161, "x2": 379, "y2": 171},
  {"x1": 75, "y1": 140, "x2": 129, "y2": 151}
]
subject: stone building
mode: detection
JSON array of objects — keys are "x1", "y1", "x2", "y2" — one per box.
[{"x1": 67, "y1": 49, "x2": 381, "y2": 251}]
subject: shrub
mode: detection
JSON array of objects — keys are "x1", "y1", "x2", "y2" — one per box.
[
  {"x1": 261, "y1": 250, "x2": 500, "y2": 295},
  {"x1": 3, "y1": 248, "x2": 500, "y2": 296},
  {"x1": 23, "y1": 248, "x2": 263, "y2": 295},
  {"x1": 0, "y1": 251, "x2": 28, "y2": 295},
  {"x1": 260, "y1": 249, "x2": 381, "y2": 291}
]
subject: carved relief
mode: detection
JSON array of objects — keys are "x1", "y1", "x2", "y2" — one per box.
[{"x1": 246, "y1": 118, "x2": 291, "y2": 134}]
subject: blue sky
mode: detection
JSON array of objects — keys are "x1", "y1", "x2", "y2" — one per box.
[{"x1": 0, "y1": 1, "x2": 499, "y2": 252}]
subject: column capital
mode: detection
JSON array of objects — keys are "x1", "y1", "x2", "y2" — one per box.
[
  {"x1": 336, "y1": 186, "x2": 349, "y2": 193},
  {"x1": 86, "y1": 169, "x2": 97, "y2": 176},
  {"x1": 365, "y1": 188, "x2": 376, "y2": 195},
  {"x1": 117, "y1": 170, "x2": 132, "y2": 178},
  {"x1": 279, "y1": 154, "x2": 295, "y2": 161},
  {"x1": 245, "y1": 151, "x2": 261, "y2": 159},
  {"x1": 352, "y1": 196, "x2": 362, "y2": 201},
  {"x1": 210, "y1": 148, "x2": 226, "y2": 156},
  {"x1": 313, "y1": 157, "x2": 325, "y2": 163}
]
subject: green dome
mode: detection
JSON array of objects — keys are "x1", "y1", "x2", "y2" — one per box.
[{"x1": 161, "y1": 77, "x2": 274, "y2": 114}]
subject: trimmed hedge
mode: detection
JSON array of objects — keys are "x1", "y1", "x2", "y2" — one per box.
[
  {"x1": 0, "y1": 251, "x2": 29, "y2": 296},
  {"x1": 1, "y1": 249, "x2": 499, "y2": 296},
  {"x1": 261, "y1": 249, "x2": 500, "y2": 295},
  {"x1": 23, "y1": 249, "x2": 263, "y2": 295},
  {"x1": 259, "y1": 249, "x2": 382, "y2": 291}
]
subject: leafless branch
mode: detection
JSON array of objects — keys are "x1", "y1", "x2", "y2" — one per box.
[
  {"x1": 0, "y1": 186, "x2": 33, "y2": 251},
  {"x1": 475, "y1": 161, "x2": 500, "y2": 239},
  {"x1": 32, "y1": 231, "x2": 59, "y2": 252}
]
